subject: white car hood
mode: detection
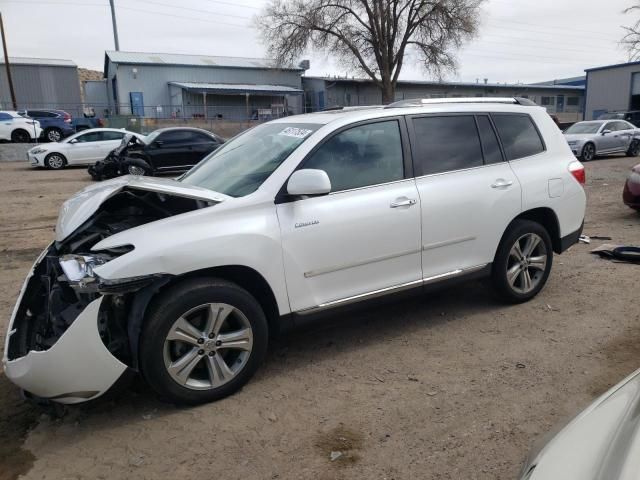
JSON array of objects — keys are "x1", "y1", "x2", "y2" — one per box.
[{"x1": 55, "y1": 175, "x2": 228, "y2": 242}]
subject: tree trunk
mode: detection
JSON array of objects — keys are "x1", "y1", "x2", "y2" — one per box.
[{"x1": 381, "y1": 77, "x2": 395, "y2": 104}]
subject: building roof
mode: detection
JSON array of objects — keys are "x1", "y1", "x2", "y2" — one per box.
[
  {"x1": 530, "y1": 75, "x2": 586, "y2": 86},
  {"x1": 105, "y1": 51, "x2": 305, "y2": 71},
  {"x1": 169, "y1": 82, "x2": 303, "y2": 95},
  {"x1": 304, "y1": 76, "x2": 585, "y2": 91},
  {"x1": 585, "y1": 60, "x2": 640, "y2": 73},
  {"x1": 0, "y1": 57, "x2": 76, "y2": 67}
]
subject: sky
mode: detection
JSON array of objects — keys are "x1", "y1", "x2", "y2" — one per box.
[{"x1": 0, "y1": 0, "x2": 636, "y2": 84}]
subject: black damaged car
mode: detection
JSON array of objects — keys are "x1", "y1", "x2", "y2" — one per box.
[{"x1": 89, "y1": 127, "x2": 224, "y2": 180}]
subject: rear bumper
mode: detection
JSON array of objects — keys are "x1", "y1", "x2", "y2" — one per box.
[{"x1": 559, "y1": 221, "x2": 584, "y2": 253}]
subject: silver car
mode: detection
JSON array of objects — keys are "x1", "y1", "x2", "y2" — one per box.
[{"x1": 563, "y1": 120, "x2": 640, "y2": 161}]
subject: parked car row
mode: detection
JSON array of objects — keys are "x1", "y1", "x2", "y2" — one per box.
[
  {"x1": 0, "y1": 109, "x2": 106, "y2": 143},
  {"x1": 28, "y1": 126, "x2": 223, "y2": 176}
]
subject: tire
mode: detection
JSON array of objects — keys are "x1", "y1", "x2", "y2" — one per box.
[
  {"x1": 122, "y1": 157, "x2": 152, "y2": 176},
  {"x1": 580, "y1": 142, "x2": 595, "y2": 162},
  {"x1": 44, "y1": 152, "x2": 66, "y2": 169},
  {"x1": 627, "y1": 140, "x2": 640, "y2": 157},
  {"x1": 11, "y1": 129, "x2": 30, "y2": 143},
  {"x1": 491, "y1": 219, "x2": 553, "y2": 304},
  {"x1": 139, "y1": 278, "x2": 269, "y2": 405},
  {"x1": 45, "y1": 128, "x2": 62, "y2": 142}
]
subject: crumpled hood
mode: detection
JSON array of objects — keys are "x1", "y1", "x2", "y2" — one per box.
[
  {"x1": 524, "y1": 368, "x2": 640, "y2": 480},
  {"x1": 563, "y1": 133, "x2": 596, "y2": 143},
  {"x1": 55, "y1": 175, "x2": 228, "y2": 242}
]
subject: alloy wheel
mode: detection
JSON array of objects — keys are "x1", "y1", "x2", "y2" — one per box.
[
  {"x1": 582, "y1": 144, "x2": 595, "y2": 161},
  {"x1": 506, "y1": 233, "x2": 548, "y2": 294},
  {"x1": 163, "y1": 303, "x2": 254, "y2": 390},
  {"x1": 47, "y1": 154, "x2": 64, "y2": 169},
  {"x1": 127, "y1": 165, "x2": 146, "y2": 175},
  {"x1": 47, "y1": 129, "x2": 62, "y2": 142}
]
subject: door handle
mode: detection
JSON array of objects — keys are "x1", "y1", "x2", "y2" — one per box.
[
  {"x1": 491, "y1": 179, "x2": 513, "y2": 189},
  {"x1": 390, "y1": 198, "x2": 417, "y2": 208}
]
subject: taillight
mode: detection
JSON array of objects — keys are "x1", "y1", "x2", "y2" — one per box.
[
  {"x1": 63, "y1": 113, "x2": 72, "y2": 123},
  {"x1": 568, "y1": 160, "x2": 585, "y2": 185}
]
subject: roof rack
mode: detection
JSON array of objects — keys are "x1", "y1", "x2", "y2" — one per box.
[
  {"x1": 320, "y1": 105, "x2": 383, "y2": 112},
  {"x1": 385, "y1": 97, "x2": 537, "y2": 108}
]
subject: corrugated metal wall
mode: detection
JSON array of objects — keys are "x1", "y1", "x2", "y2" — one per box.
[
  {"x1": 0, "y1": 64, "x2": 82, "y2": 111},
  {"x1": 585, "y1": 66, "x2": 639, "y2": 119},
  {"x1": 106, "y1": 61, "x2": 303, "y2": 115}
]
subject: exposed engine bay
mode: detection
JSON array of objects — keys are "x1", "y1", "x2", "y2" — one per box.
[{"x1": 6, "y1": 187, "x2": 215, "y2": 367}]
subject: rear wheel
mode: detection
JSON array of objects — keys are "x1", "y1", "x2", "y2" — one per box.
[
  {"x1": 140, "y1": 278, "x2": 268, "y2": 405},
  {"x1": 491, "y1": 219, "x2": 553, "y2": 303},
  {"x1": 580, "y1": 142, "x2": 595, "y2": 161},
  {"x1": 45, "y1": 128, "x2": 62, "y2": 142},
  {"x1": 11, "y1": 129, "x2": 30, "y2": 143},
  {"x1": 44, "y1": 153, "x2": 66, "y2": 169}
]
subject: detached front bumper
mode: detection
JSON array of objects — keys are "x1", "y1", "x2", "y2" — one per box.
[
  {"x1": 2, "y1": 247, "x2": 128, "y2": 404},
  {"x1": 3, "y1": 297, "x2": 127, "y2": 404}
]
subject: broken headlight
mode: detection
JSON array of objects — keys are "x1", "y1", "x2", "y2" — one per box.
[{"x1": 59, "y1": 254, "x2": 107, "y2": 285}]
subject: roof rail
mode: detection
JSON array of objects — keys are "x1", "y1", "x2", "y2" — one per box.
[
  {"x1": 385, "y1": 97, "x2": 538, "y2": 108},
  {"x1": 321, "y1": 105, "x2": 383, "y2": 112}
]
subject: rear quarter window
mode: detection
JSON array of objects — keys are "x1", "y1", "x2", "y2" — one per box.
[{"x1": 491, "y1": 114, "x2": 545, "y2": 161}]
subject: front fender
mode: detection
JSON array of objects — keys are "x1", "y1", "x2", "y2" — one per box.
[{"x1": 91, "y1": 201, "x2": 291, "y2": 315}]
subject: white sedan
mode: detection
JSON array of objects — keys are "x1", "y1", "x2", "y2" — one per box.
[{"x1": 27, "y1": 128, "x2": 144, "y2": 169}]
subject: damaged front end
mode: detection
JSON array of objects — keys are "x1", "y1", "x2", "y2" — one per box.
[{"x1": 3, "y1": 176, "x2": 225, "y2": 403}]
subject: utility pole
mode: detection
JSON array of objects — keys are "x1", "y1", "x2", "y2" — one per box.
[
  {"x1": 0, "y1": 13, "x2": 17, "y2": 110},
  {"x1": 109, "y1": 0, "x2": 120, "y2": 51}
]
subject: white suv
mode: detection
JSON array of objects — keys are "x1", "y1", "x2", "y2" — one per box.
[{"x1": 3, "y1": 98, "x2": 586, "y2": 405}]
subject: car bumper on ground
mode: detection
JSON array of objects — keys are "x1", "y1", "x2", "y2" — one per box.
[{"x1": 2, "y1": 249, "x2": 128, "y2": 404}]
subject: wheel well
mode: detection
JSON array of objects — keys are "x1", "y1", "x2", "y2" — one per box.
[
  {"x1": 11, "y1": 128, "x2": 28, "y2": 136},
  {"x1": 513, "y1": 208, "x2": 561, "y2": 253},
  {"x1": 161, "y1": 266, "x2": 280, "y2": 332}
]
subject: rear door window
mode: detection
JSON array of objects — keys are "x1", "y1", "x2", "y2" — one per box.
[
  {"x1": 410, "y1": 115, "x2": 483, "y2": 175},
  {"x1": 491, "y1": 114, "x2": 545, "y2": 160}
]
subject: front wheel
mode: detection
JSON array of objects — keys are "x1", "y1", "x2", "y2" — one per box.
[
  {"x1": 122, "y1": 158, "x2": 152, "y2": 176},
  {"x1": 580, "y1": 142, "x2": 595, "y2": 162},
  {"x1": 45, "y1": 153, "x2": 66, "y2": 169},
  {"x1": 627, "y1": 140, "x2": 640, "y2": 157},
  {"x1": 140, "y1": 278, "x2": 269, "y2": 405},
  {"x1": 491, "y1": 219, "x2": 553, "y2": 304}
]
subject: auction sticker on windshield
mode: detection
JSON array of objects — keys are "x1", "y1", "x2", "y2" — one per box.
[{"x1": 278, "y1": 127, "x2": 313, "y2": 138}]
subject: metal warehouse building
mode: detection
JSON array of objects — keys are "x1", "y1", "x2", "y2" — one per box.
[
  {"x1": 584, "y1": 61, "x2": 640, "y2": 120},
  {"x1": 0, "y1": 57, "x2": 82, "y2": 113},
  {"x1": 101, "y1": 51, "x2": 307, "y2": 120},
  {"x1": 303, "y1": 76, "x2": 585, "y2": 122}
]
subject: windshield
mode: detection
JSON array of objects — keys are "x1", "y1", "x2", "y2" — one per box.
[
  {"x1": 564, "y1": 122, "x2": 602, "y2": 134},
  {"x1": 143, "y1": 130, "x2": 161, "y2": 144},
  {"x1": 181, "y1": 122, "x2": 321, "y2": 197},
  {"x1": 597, "y1": 113, "x2": 621, "y2": 120}
]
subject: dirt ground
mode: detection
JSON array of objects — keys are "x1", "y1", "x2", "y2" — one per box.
[{"x1": 0, "y1": 157, "x2": 638, "y2": 480}]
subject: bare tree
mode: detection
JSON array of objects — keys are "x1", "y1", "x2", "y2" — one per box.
[
  {"x1": 622, "y1": 3, "x2": 640, "y2": 60},
  {"x1": 257, "y1": 0, "x2": 484, "y2": 104}
]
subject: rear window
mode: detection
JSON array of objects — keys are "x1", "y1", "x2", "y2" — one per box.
[{"x1": 491, "y1": 114, "x2": 545, "y2": 160}]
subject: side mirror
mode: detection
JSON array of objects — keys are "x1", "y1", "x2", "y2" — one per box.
[
  {"x1": 601, "y1": 129, "x2": 611, "y2": 135},
  {"x1": 69, "y1": 138, "x2": 78, "y2": 144},
  {"x1": 287, "y1": 169, "x2": 331, "y2": 196},
  {"x1": 154, "y1": 140, "x2": 164, "y2": 147}
]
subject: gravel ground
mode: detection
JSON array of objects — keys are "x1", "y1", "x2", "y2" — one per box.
[{"x1": 0, "y1": 158, "x2": 638, "y2": 480}]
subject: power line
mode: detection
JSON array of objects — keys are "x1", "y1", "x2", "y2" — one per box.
[
  {"x1": 130, "y1": 0, "x2": 254, "y2": 21},
  {"x1": 118, "y1": 5, "x2": 251, "y2": 28}
]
